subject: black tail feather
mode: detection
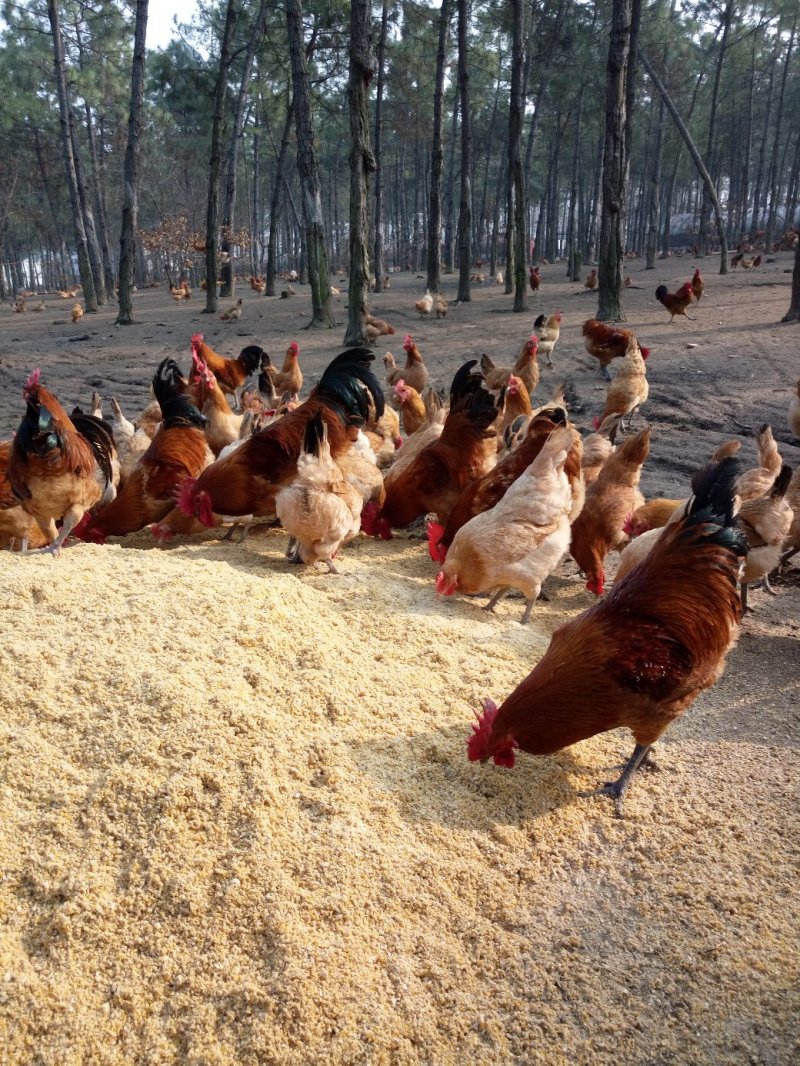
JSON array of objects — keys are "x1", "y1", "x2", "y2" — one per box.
[
  {"x1": 238, "y1": 345, "x2": 264, "y2": 376},
  {"x1": 303, "y1": 410, "x2": 325, "y2": 456},
  {"x1": 686, "y1": 456, "x2": 747, "y2": 556},
  {"x1": 315, "y1": 347, "x2": 385, "y2": 425},
  {"x1": 152, "y1": 358, "x2": 187, "y2": 408},
  {"x1": 771, "y1": 464, "x2": 793, "y2": 499},
  {"x1": 70, "y1": 412, "x2": 116, "y2": 487}
]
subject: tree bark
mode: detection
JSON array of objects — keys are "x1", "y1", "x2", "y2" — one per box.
[
  {"x1": 265, "y1": 93, "x2": 295, "y2": 296},
  {"x1": 203, "y1": 0, "x2": 238, "y2": 314},
  {"x1": 781, "y1": 235, "x2": 800, "y2": 322},
  {"x1": 639, "y1": 49, "x2": 728, "y2": 274},
  {"x1": 426, "y1": 0, "x2": 451, "y2": 294},
  {"x1": 344, "y1": 0, "x2": 376, "y2": 346},
  {"x1": 372, "y1": 0, "x2": 390, "y2": 293},
  {"x1": 597, "y1": 0, "x2": 640, "y2": 321},
  {"x1": 286, "y1": 0, "x2": 334, "y2": 327},
  {"x1": 220, "y1": 0, "x2": 268, "y2": 297},
  {"x1": 508, "y1": 0, "x2": 527, "y2": 310},
  {"x1": 765, "y1": 16, "x2": 796, "y2": 251},
  {"x1": 47, "y1": 0, "x2": 97, "y2": 311},
  {"x1": 456, "y1": 0, "x2": 472, "y2": 302},
  {"x1": 116, "y1": 0, "x2": 149, "y2": 325},
  {"x1": 697, "y1": 0, "x2": 734, "y2": 256}
]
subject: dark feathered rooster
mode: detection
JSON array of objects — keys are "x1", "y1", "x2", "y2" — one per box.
[{"x1": 467, "y1": 456, "x2": 746, "y2": 815}]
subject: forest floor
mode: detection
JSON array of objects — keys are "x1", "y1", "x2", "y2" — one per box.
[{"x1": 0, "y1": 256, "x2": 798, "y2": 1064}]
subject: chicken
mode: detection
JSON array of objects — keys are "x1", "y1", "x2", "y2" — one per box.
[
  {"x1": 191, "y1": 334, "x2": 263, "y2": 407},
  {"x1": 249, "y1": 275, "x2": 267, "y2": 294},
  {"x1": 394, "y1": 379, "x2": 426, "y2": 436},
  {"x1": 690, "y1": 268, "x2": 704, "y2": 302},
  {"x1": 362, "y1": 362, "x2": 501, "y2": 538},
  {"x1": 624, "y1": 498, "x2": 685, "y2": 539},
  {"x1": 414, "y1": 290, "x2": 434, "y2": 317},
  {"x1": 529, "y1": 266, "x2": 541, "y2": 292},
  {"x1": 155, "y1": 348, "x2": 384, "y2": 537},
  {"x1": 582, "y1": 318, "x2": 651, "y2": 381},
  {"x1": 219, "y1": 297, "x2": 243, "y2": 321},
  {"x1": 739, "y1": 255, "x2": 762, "y2": 270},
  {"x1": 7, "y1": 371, "x2": 117, "y2": 551},
  {"x1": 384, "y1": 390, "x2": 446, "y2": 484},
  {"x1": 735, "y1": 424, "x2": 782, "y2": 501},
  {"x1": 433, "y1": 293, "x2": 448, "y2": 319},
  {"x1": 655, "y1": 281, "x2": 694, "y2": 322},
  {"x1": 467, "y1": 456, "x2": 746, "y2": 814},
  {"x1": 584, "y1": 269, "x2": 597, "y2": 290},
  {"x1": 779, "y1": 468, "x2": 800, "y2": 567},
  {"x1": 267, "y1": 340, "x2": 303, "y2": 400},
  {"x1": 363, "y1": 312, "x2": 396, "y2": 345},
  {"x1": 738, "y1": 465, "x2": 794, "y2": 609},
  {"x1": 533, "y1": 312, "x2": 562, "y2": 369},
  {"x1": 569, "y1": 427, "x2": 651, "y2": 595},
  {"x1": 498, "y1": 376, "x2": 533, "y2": 443},
  {"x1": 481, "y1": 335, "x2": 540, "y2": 396},
  {"x1": 275, "y1": 412, "x2": 363, "y2": 572},
  {"x1": 73, "y1": 360, "x2": 212, "y2": 543},
  {"x1": 595, "y1": 336, "x2": 649, "y2": 432},
  {"x1": 384, "y1": 335, "x2": 429, "y2": 394},
  {"x1": 337, "y1": 438, "x2": 386, "y2": 510},
  {"x1": 171, "y1": 281, "x2": 191, "y2": 303},
  {"x1": 71, "y1": 303, "x2": 83, "y2": 322},
  {"x1": 580, "y1": 414, "x2": 620, "y2": 485},
  {"x1": 790, "y1": 380, "x2": 800, "y2": 439},
  {"x1": 436, "y1": 426, "x2": 580, "y2": 623},
  {"x1": 190, "y1": 353, "x2": 244, "y2": 455},
  {"x1": 428, "y1": 410, "x2": 582, "y2": 564},
  {"x1": 0, "y1": 441, "x2": 49, "y2": 551}
]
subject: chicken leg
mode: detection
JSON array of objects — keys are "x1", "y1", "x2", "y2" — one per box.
[{"x1": 580, "y1": 742, "x2": 654, "y2": 817}]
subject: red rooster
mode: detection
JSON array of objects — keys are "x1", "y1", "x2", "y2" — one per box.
[
  {"x1": 7, "y1": 371, "x2": 117, "y2": 551},
  {"x1": 655, "y1": 282, "x2": 694, "y2": 322},
  {"x1": 528, "y1": 266, "x2": 541, "y2": 292},
  {"x1": 153, "y1": 348, "x2": 385, "y2": 538},
  {"x1": 72, "y1": 359, "x2": 212, "y2": 542},
  {"x1": 362, "y1": 361, "x2": 502, "y2": 539},
  {"x1": 466, "y1": 457, "x2": 746, "y2": 815},
  {"x1": 191, "y1": 333, "x2": 264, "y2": 407}
]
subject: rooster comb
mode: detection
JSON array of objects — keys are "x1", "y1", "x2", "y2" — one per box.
[{"x1": 24, "y1": 368, "x2": 41, "y2": 394}]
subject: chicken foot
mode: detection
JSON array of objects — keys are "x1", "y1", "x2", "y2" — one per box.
[
  {"x1": 285, "y1": 536, "x2": 302, "y2": 564},
  {"x1": 579, "y1": 742, "x2": 654, "y2": 817},
  {"x1": 483, "y1": 587, "x2": 510, "y2": 612}
]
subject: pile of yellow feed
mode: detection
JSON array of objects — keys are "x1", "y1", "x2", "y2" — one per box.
[{"x1": 0, "y1": 530, "x2": 797, "y2": 1064}]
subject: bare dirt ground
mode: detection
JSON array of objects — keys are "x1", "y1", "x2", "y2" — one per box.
[{"x1": 0, "y1": 258, "x2": 798, "y2": 1064}]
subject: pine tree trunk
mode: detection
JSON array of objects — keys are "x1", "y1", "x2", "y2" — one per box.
[
  {"x1": 373, "y1": 0, "x2": 390, "y2": 293},
  {"x1": 47, "y1": 0, "x2": 97, "y2": 312},
  {"x1": 344, "y1": 0, "x2": 376, "y2": 346},
  {"x1": 204, "y1": 0, "x2": 238, "y2": 315},
  {"x1": 265, "y1": 93, "x2": 294, "y2": 295},
  {"x1": 69, "y1": 110, "x2": 106, "y2": 305},
  {"x1": 443, "y1": 95, "x2": 459, "y2": 273},
  {"x1": 782, "y1": 236, "x2": 800, "y2": 322},
  {"x1": 765, "y1": 17, "x2": 796, "y2": 251},
  {"x1": 508, "y1": 0, "x2": 527, "y2": 311},
  {"x1": 425, "y1": 0, "x2": 451, "y2": 293},
  {"x1": 286, "y1": 0, "x2": 334, "y2": 327},
  {"x1": 116, "y1": 0, "x2": 148, "y2": 325},
  {"x1": 697, "y1": 0, "x2": 734, "y2": 256},
  {"x1": 456, "y1": 0, "x2": 472, "y2": 302}
]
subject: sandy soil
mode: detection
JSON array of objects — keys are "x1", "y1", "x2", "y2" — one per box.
[{"x1": 0, "y1": 259, "x2": 798, "y2": 1064}]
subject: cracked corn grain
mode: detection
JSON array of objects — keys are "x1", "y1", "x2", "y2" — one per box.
[{"x1": 0, "y1": 531, "x2": 797, "y2": 1065}]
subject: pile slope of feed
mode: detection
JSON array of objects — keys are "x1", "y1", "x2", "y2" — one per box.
[{"x1": 1, "y1": 530, "x2": 798, "y2": 1064}]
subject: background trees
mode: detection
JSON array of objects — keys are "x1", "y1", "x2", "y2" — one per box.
[{"x1": 0, "y1": 0, "x2": 797, "y2": 321}]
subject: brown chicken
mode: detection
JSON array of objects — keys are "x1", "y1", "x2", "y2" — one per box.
[
  {"x1": 595, "y1": 336, "x2": 649, "y2": 431},
  {"x1": 529, "y1": 266, "x2": 541, "y2": 292},
  {"x1": 363, "y1": 312, "x2": 396, "y2": 345},
  {"x1": 690, "y1": 268, "x2": 704, "y2": 302},
  {"x1": 655, "y1": 282, "x2": 694, "y2": 322},
  {"x1": 190, "y1": 353, "x2": 244, "y2": 455},
  {"x1": 153, "y1": 349, "x2": 384, "y2": 537},
  {"x1": 191, "y1": 334, "x2": 263, "y2": 406},
  {"x1": 735, "y1": 423, "x2": 782, "y2": 501},
  {"x1": 533, "y1": 312, "x2": 562, "y2": 369},
  {"x1": 481, "y1": 335, "x2": 540, "y2": 396},
  {"x1": 73, "y1": 360, "x2": 212, "y2": 543},
  {"x1": 498, "y1": 376, "x2": 533, "y2": 443},
  {"x1": 219, "y1": 297, "x2": 243, "y2": 321},
  {"x1": 623, "y1": 498, "x2": 685, "y2": 539},
  {"x1": 436, "y1": 426, "x2": 581, "y2": 623},
  {"x1": 582, "y1": 319, "x2": 651, "y2": 381},
  {"x1": 7, "y1": 371, "x2": 117, "y2": 550},
  {"x1": 466, "y1": 457, "x2": 746, "y2": 815},
  {"x1": 268, "y1": 341, "x2": 303, "y2": 400},
  {"x1": 384, "y1": 335, "x2": 429, "y2": 394},
  {"x1": 362, "y1": 362, "x2": 501, "y2": 538},
  {"x1": 738, "y1": 465, "x2": 794, "y2": 609},
  {"x1": 580, "y1": 414, "x2": 620, "y2": 485},
  {"x1": 570, "y1": 427, "x2": 651, "y2": 595},
  {"x1": 414, "y1": 290, "x2": 434, "y2": 317},
  {"x1": 584, "y1": 269, "x2": 597, "y2": 290},
  {"x1": 779, "y1": 468, "x2": 800, "y2": 567},
  {"x1": 0, "y1": 441, "x2": 49, "y2": 550},
  {"x1": 394, "y1": 379, "x2": 427, "y2": 436}
]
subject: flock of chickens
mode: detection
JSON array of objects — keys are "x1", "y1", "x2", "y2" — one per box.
[{"x1": 1, "y1": 269, "x2": 798, "y2": 814}]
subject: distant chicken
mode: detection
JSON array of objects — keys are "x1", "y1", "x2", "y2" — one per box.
[
  {"x1": 436, "y1": 426, "x2": 580, "y2": 623},
  {"x1": 569, "y1": 427, "x2": 651, "y2": 595},
  {"x1": 467, "y1": 457, "x2": 746, "y2": 815},
  {"x1": 655, "y1": 282, "x2": 694, "y2": 322},
  {"x1": 73, "y1": 360, "x2": 212, "y2": 542},
  {"x1": 533, "y1": 311, "x2": 562, "y2": 368},
  {"x1": 529, "y1": 266, "x2": 541, "y2": 292},
  {"x1": 7, "y1": 371, "x2": 117, "y2": 551},
  {"x1": 738, "y1": 255, "x2": 762, "y2": 270},
  {"x1": 584, "y1": 269, "x2": 597, "y2": 290},
  {"x1": 595, "y1": 335, "x2": 649, "y2": 431},
  {"x1": 71, "y1": 303, "x2": 84, "y2": 322},
  {"x1": 433, "y1": 293, "x2": 448, "y2": 319},
  {"x1": 384, "y1": 335, "x2": 429, "y2": 394},
  {"x1": 414, "y1": 289, "x2": 434, "y2": 317},
  {"x1": 582, "y1": 319, "x2": 650, "y2": 381},
  {"x1": 249, "y1": 275, "x2": 266, "y2": 294},
  {"x1": 363, "y1": 312, "x2": 396, "y2": 345},
  {"x1": 690, "y1": 268, "x2": 704, "y2": 302},
  {"x1": 481, "y1": 335, "x2": 540, "y2": 396},
  {"x1": 738, "y1": 465, "x2": 794, "y2": 609},
  {"x1": 219, "y1": 297, "x2": 243, "y2": 321},
  {"x1": 275, "y1": 411, "x2": 363, "y2": 572}
]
